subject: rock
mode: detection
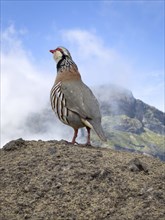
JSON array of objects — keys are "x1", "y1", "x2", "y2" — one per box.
[
  {"x1": 135, "y1": 99, "x2": 165, "y2": 135},
  {"x1": 90, "y1": 168, "x2": 112, "y2": 181},
  {"x1": 3, "y1": 138, "x2": 25, "y2": 151},
  {"x1": 113, "y1": 116, "x2": 144, "y2": 134},
  {"x1": 127, "y1": 158, "x2": 149, "y2": 173}
]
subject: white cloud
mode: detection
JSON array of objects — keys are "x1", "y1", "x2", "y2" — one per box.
[
  {"x1": 61, "y1": 29, "x2": 133, "y2": 87},
  {"x1": 1, "y1": 25, "x2": 63, "y2": 146},
  {"x1": 61, "y1": 29, "x2": 164, "y2": 112},
  {"x1": 131, "y1": 70, "x2": 164, "y2": 111}
]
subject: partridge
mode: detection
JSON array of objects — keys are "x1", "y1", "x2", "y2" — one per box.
[{"x1": 50, "y1": 46, "x2": 106, "y2": 145}]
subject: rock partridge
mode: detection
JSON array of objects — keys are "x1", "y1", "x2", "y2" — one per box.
[{"x1": 50, "y1": 46, "x2": 107, "y2": 145}]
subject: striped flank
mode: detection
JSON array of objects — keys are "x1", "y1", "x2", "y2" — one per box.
[{"x1": 50, "y1": 81, "x2": 69, "y2": 125}]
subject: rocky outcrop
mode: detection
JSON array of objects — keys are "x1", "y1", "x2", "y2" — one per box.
[
  {"x1": 1, "y1": 139, "x2": 165, "y2": 220},
  {"x1": 94, "y1": 84, "x2": 136, "y2": 118},
  {"x1": 113, "y1": 116, "x2": 144, "y2": 134},
  {"x1": 135, "y1": 99, "x2": 165, "y2": 134},
  {"x1": 95, "y1": 85, "x2": 164, "y2": 135}
]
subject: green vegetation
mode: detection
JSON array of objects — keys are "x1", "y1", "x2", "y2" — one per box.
[{"x1": 95, "y1": 115, "x2": 165, "y2": 159}]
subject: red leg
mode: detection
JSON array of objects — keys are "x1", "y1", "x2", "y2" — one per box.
[
  {"x1": 71, "y1": 129, "x2": 78, "y2": 144},
  {"x1": 86, "y1": 127, "x2": 91, "y2": 146}
]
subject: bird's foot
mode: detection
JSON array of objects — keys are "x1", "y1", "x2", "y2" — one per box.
[
  {"x1": 59, "y1": 140, "x2": 77, "y2": 145},
  {"x1": 85, "y1": 142, "x2": 92, "y2": 147},
  {"x1": 63, "y1": 139, "x2": 92, "y2": 147},
  {"x1": 72, "y1": 141, "x2": 80, "y2": 145},
  {"x1": 65, "y1": 140, "x2": 80, "y2": 145}
]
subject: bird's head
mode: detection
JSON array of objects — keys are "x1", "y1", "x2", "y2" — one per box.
[{"x1": 50, "y1": 46, "x2": 72, "y2": 63}]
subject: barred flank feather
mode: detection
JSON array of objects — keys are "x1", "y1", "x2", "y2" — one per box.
[{"x1": 50, "y1": 81, "x2": 69, "y2": 125}]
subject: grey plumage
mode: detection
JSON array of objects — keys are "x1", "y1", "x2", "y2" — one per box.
[
  {"x1": 50, "y1": 46, "x2": 107, "y2": 144},
  {"x1": 61, "y1": 80, "x2": 106, "y2": 141}
]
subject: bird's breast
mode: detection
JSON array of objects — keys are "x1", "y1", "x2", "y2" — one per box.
[{"x1": 55, "y1": 68, "x2": 81, "y2": 84}]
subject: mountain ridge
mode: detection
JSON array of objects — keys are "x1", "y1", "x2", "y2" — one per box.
[{"x1": 94, "y1": 84, "x2": 164, "y2": 135}]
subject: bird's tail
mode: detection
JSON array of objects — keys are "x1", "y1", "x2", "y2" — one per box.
[
  {"x1": 81, "y1": 118, "x2": 107, "y2": 142},
  {"x1": 92, "y1": 123, "x2": 107, "y2": 141}
]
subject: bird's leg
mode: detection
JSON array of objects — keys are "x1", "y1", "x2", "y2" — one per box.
[
  {"x1": 71, "y1": 128, "x2": 78, "y2": 144},
  {"x1": 86, "y1": 127, "x2": 91, "y2": 146}
]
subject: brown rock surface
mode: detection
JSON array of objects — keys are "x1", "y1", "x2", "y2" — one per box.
[{"x1": 0, "y1": 139, "x2": 165, "y2": 220}]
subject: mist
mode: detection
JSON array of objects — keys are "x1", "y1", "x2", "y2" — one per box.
[{"x1": 1, "y1": 26, "x2": 64, "y2": 146}]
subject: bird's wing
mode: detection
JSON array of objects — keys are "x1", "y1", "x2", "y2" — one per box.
[{"x1": 61, "y1": 80, "x2": 101, "y2": 121}]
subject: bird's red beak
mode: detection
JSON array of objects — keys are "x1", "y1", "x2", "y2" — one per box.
[{"x1": 49, "y1": 49, "x2": 55, "y2": 54}]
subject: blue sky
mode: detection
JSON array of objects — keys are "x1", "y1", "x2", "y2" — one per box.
[{"x1": 1, "y1": 0, "x2": 164, "y2": 145}]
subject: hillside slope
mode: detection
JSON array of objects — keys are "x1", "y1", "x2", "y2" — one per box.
[
  {"x1": 1, "y1": 139, "x2": 165, "y2": 220},
  {"x1": 97, "y1": 85, "x2": 165, "y2": 160}
]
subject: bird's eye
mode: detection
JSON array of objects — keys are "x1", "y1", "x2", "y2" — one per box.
[{"x1": 57, "y1": 48, "x2": 63, "y2": 53}]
